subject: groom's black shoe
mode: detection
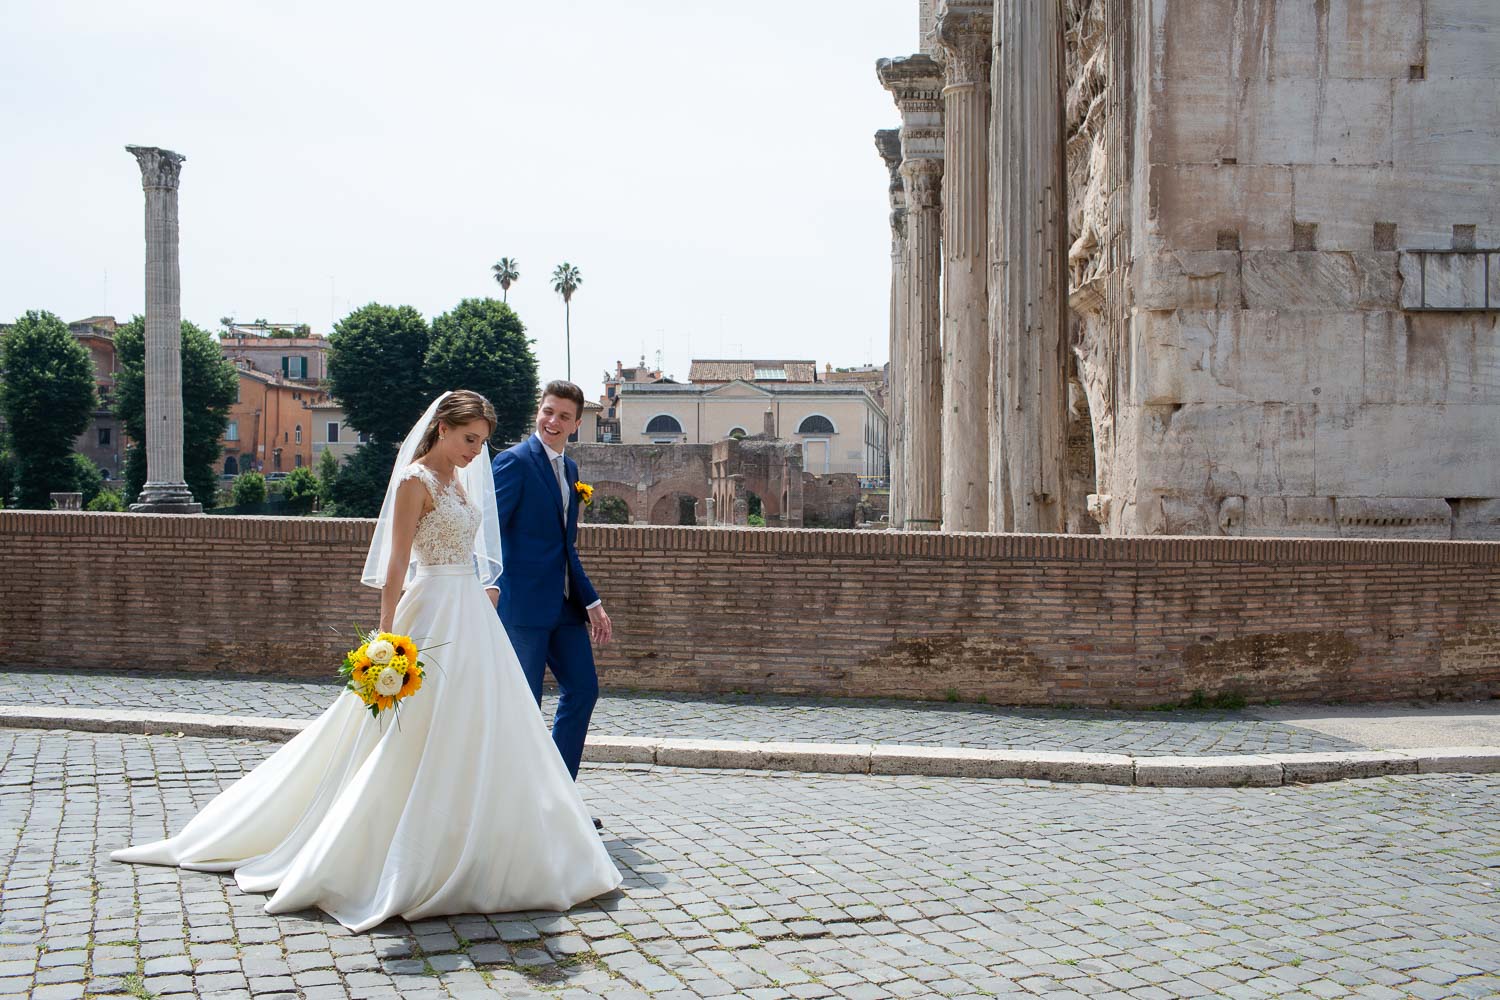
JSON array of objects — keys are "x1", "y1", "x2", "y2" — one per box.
[{"x1": 593, "y1": 816, "x2": 603, "y2": 831}]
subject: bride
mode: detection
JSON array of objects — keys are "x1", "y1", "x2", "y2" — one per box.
[{"x1": 112, "y1": 390, "x2": 622, "y2": 931}]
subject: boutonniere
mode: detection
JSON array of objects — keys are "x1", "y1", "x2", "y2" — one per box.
[{"x1": 574, "y1": 480, "x2": 594, "y2": 506}]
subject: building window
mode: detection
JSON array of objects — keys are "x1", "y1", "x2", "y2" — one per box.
[
  {"x1": 327, "y1": 422, "x2": 340, "y2": 443},
  {"x1": 797, "y1": 415, "x2": 836, "y2": 435},
  {"x1": 98, "y1": 427, "x2": 111, "y2": 446},
  {"x1": 358, "y1": 431, "x2": 370, "y2": 444},
  {"x1": 754, "y1": 367, "x2": 787, "y2": 380},
  {"x1": 282, "y1": 355, "x2": 308, "y2": 379},
  {"x1": 645, "y1": 414, "x2": 684, "y2": 434},
  {"x1": 226, "y1": 420, "x2": 239, "y2": 442},
  {"x1": 728, "y1": 427, "x2": 747, "y2": 440},
  {"x1": 295, "y1": 424, "x2": 302, "y2": 445},
  {"x1": 295, "y1": 454, "x2": 304, "y2": 468},
  {"x1": 233, "y1": 382, "x2": 240, "y2": 404}
]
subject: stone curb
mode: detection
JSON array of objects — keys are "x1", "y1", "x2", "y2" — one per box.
[{"x1": 4, "y1": 706, "x2": 1500, "y2": 787}]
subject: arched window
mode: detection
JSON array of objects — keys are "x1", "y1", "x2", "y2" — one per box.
[
  {"x1": 645, "y1": 414, "x2": 684, "y2": 434},
  {"x1": 797, "y1": 415, "x2": 835, "y2": 435},
  {"x1": 728, "y1": 427, "x2": 747, "y2": 440}
]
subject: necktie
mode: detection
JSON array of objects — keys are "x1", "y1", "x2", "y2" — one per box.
[{"x1": 553, "y1": 454, "x2": 571, "y2": 598}]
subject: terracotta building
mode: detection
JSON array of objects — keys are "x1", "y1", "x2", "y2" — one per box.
[{"x1": 221, "y1": 363, "x2": 327, "y2": 476}]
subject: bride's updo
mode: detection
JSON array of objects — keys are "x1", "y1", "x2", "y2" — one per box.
[{"x1": 414, "y1": 390, "x2": 497, "y2": 458}]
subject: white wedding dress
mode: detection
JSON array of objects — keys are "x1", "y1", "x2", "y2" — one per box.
[{"x1": 112, "y1": 463, "x2": 622, "y2": 932}]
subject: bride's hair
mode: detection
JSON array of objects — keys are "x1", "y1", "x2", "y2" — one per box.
[{"x1": 414, "y1": 390, "x2": 497, "y2": 458}]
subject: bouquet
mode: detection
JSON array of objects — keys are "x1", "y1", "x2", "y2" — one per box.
[{"x1": 339, "y1": 628, "x2": 426, "y2": 719}]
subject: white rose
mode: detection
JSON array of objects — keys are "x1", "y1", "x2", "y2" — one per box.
[
  {"x1": 367, "y1": 639, "x2": 395, "y2": 665},
  {"x1": 374, "y1": 667, "x2": 404, "y2": 697}
]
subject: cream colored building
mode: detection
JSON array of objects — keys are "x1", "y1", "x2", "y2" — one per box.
[{"x1": 617, "y1": 381, "x2": 888, "y2": 476}]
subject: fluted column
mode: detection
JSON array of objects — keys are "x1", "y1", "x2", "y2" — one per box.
[
  {"x1": 936, "y1": 1, "x2": 993, "y2": 533},
  {"x1": 875, "y1": 129, "x2": 909, "y2": 529},
  {"x1": 127, "y1": 144, "x2": 199, "y2": 513},
  {"x1": 989, "y1": 2, "x2": 1066, "y2": 532},
  {"x1": 878, "y1": 55, "x2": 945, "y2": 531}
]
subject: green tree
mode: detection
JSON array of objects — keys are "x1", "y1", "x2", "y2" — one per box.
[
  {"x1": 328, "y1": 440, "x2": 396, "y2": 518},
  {"x1": 282, "y1": 465, "x2": 319, "y2": 507},
  {"x1": 233, "y1": 471, "x2": 267, "y2": 506},
  {"x1": 0, "y1": 311, "x2": 96, "y2": 508},
  {"x1": 425, "y1": 298, "x2": 539, "y2": 444},
  {"x1": 316, "y1": 447, "x2": 341, "y2": 508},
  {"x1": 327, "y1": 303, "x2": 430, "y2": 446},
  {"x1": 550, "y1": 263, "x2": 582, "y2": 381},
  {"x1": 584, "y1": 493, "x2": 630, "y2": 525},
  {"x1": 0, "y1": 447, "x2": 16, "y2": 507},
  {"x1": 115, "y1": 316, "x2": 237, "y2": 505},
  {"x1": 491, "y1": 257, "x2": 520, "y2": 303},
  {"x1": 71, "y1": 453, "x2": 105, "y2": 506},
  {"x1": 86, "y1": 488, "x2": 125, "y2": 512}
]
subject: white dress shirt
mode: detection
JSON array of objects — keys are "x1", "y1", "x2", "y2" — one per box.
[{"x1": 537, "y1": 435, "x2": 601, "y2": 611}]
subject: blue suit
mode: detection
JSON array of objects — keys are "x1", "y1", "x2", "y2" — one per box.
[{"x1": 492, "y1": 434, "x2": 601, "y2": 778}]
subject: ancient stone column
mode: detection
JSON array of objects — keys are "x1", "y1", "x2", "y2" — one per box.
[
  {"x1": 989, "y1": 2, "x2": 1066, "y2": 532},
  {"x1": 127, "y1": 145, "x2": 200, "y2": 513},
  {"x1": 878, "y1": 55, "x2": 945, "y2": 531},
  {"x1": 936, "y1": 1, "x2": 994, "y2": 533},
  {"x1": 875, "y1": 128, "x2": 908, "y2": 529}
]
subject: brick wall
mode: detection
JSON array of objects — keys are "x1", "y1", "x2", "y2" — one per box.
[{"x1": 3, "y1": 510, "x2": 1497, "y2": 706}]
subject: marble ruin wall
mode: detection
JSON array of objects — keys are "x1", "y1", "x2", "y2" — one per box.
[
  {"x1": 1152, "y1": 0, "x2": 1500, "y2": 540},
  {"x1": 1067, "y1": 0, "x2": 1500, "y2": 539}
]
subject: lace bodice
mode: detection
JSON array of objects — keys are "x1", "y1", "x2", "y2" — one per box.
[{"x1": 401, "y1": 463, "x2": 481, "y2": 567}]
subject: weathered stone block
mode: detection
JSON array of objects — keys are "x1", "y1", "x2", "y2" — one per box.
[
  {"x1": 1427, "y1": 0, "x2": 1500, "y2": 78},
  {"x1": 870, "y1": 745, "x2": 1134, "y2": 783},
  {"x1": 1395, "y1": 78, "x2": 1500, "y2": 166},
  {"x1": 1137, "y1": 251, "x2": 1243, "y2": 310},
  {"x1": 1232, "y1": 78, "x2": 1393, "y2": 166},
  {"x1": 1240, "y1": 496, "x2": 1340, "y2": 537},
  {"x1": 1277, "y1": 751, "x2": 1419, "y2": 783},
  {"x1": 583, "y1": 736, "x2": 658, "y2": 765},
  {"x1": 1293, "y1": 165, "x2": 1500, "y2": 251},
  {"x1": 1139, "y1": 401, "x2": 1317, "y2": 496},
  {"x1": 1409, "y1": 746, "x2": 1500, "y2": 774},
  {"x1": 1362, "y1": 311, "x2": 1500, "y2": 404},
  {"x1": 1455, "y1": 499, "x2": 1500, "y2": 540},
  {"x1": 1334, "y1": 497, "x2": 1453, "y2": 538},
  {"x1": 1314, "y1": 403, "x2": 1500, "y2": 496},
  {"x1": 1140, "y1": 309, "x2": 1366, "y2": 406},
  {"x1": 1134, "y1": 755, "x2": 1283, "y2": 787},
  {"x1": 1400, "y1": 251, "x2": 1490, "y2": 309},
  {"x1": 1150, "y1": 164, "x2": 1293, "y2": 251},
  {"x1": 1242, "y1": 251, "x2": 1397, "y2": 311}
]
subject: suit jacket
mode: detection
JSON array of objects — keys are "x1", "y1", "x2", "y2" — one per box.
[{"x1": 491, "y1": 434, "x2": 599, "y2": 626}]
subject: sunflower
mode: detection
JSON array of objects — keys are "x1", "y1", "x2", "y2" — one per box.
[{"x1": 399, "y1": 666, "x2": 424, "y2": 699}]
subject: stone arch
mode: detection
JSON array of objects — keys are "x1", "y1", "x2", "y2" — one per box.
[
  {"x1": 796, "y1": 414, "x2": 836, "y2": 435},
  {"x1": 644, "y1": 413, "x2": 684, "y2": 434},
  {"x1": 587, "y1": 480, "x2": 639, "y2": 522},
  {"x1": 649, "y1": 492, "x2": 697, "y2": 525}
]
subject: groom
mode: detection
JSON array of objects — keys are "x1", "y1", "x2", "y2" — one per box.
[{"x1": 489, "y1": 380, "x2": 614, "y2": 797}]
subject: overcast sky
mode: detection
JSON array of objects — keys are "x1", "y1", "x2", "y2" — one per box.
[{"x1": 2, "y1": 1, "x2": 917, "y2": 398}]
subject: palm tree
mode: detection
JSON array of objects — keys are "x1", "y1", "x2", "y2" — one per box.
[
  {"x1": 551, "y1": 263, "x2": 582, "y2": 380},
  {"x1": 491, "y1": 258, "x2": 520, "y2": 303}
]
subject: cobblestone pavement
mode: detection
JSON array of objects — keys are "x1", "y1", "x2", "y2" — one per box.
[
  {"x1": 10, "y1": 670, "x2": 1364, "y2": 756},
  {"x1": 3, "y1": 728, "x2": 1499, "y2": 1000}
]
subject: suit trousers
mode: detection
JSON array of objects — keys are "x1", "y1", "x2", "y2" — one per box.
[{"x1": 502, "y1": 598, "x2": 597, "y2": 779}]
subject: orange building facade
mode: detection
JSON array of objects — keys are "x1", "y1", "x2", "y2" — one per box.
[{"x1": 220, "y1": 363, "x2": 328, "y2": 476}]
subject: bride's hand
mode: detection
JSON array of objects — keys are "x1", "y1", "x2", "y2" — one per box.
[{"x1": 486, "y1": 587, "x2": 499, "y2": 609}]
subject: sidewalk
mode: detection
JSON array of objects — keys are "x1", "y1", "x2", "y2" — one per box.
[{"x1": 5, "y1": 668, "x2": 1498, "y2": 787}]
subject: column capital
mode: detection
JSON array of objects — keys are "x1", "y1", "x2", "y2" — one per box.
[
  {"x1": 877, "y1": 55, "x2": 945, "y2": 162},
  {"x1": 900, "y1": 157, "x2": 944, "y2": 209},
  {"x1": 126, "y1": 145, "x2": 186, "y2": 190},
  {"x1": 874, "y1": 129, "x2": 904, "y2": 195},
  {"x1": 935, "y1": 1, "x2": 994, "y2": 88}
]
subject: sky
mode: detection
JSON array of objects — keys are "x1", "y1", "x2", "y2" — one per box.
[{"x1": 2, "y1": 0, "x2": 918, "y2": 399}]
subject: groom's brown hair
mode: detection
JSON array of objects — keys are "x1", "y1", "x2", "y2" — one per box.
[{"x1": 542, "y1": 380, "x2": 586, "y2": 420}]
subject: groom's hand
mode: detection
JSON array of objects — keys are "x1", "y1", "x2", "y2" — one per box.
[{"x1": 588, "y1": 604, "x2": 613, "y2": 645}]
